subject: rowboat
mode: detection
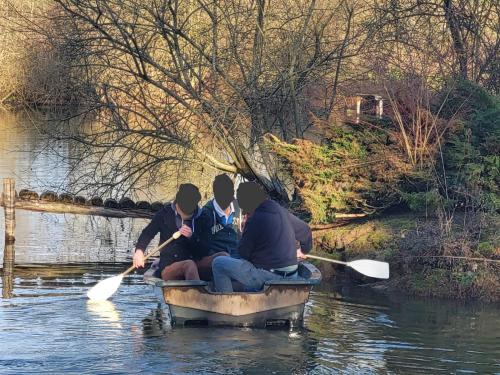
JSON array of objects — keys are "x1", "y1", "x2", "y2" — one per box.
[{"x1": 143, "y1": 261, "x2": 322, "y2": 328}]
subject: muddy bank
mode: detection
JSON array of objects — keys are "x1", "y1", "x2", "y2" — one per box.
[{"x1": 312, "y1": 213, "x2": 500, "y2": 302}]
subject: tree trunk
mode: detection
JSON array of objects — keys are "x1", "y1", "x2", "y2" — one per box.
[{"x1": 443, "y1": 0, "x2": 468, "y2": 80}]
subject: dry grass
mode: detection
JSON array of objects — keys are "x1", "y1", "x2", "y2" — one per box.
[
  {"x1": 384, "y1": 78, "x2": 454, "y2": 169},
  {"x1": 390, "y1": 214, "x2": 500, "y2": 301},
  {"x1": 0, "y1": 0, "x2": 76, "y2": 107}
]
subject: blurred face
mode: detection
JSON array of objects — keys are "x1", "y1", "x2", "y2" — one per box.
[
  {"x1": 214, "y1": 191, "x2": 233, "y2": 210},
  {"x1": 236, "y1": 182, "x2": 266, "y2": 215},
  {"x1": 236, "y1": 188, "x2": 252, "y2": 215},
  {"x1": 213, "y1": 175, "x2": 234, "y2": 210},
  {"x1": 175, "y1": 203, "x2": 193, "y2": 220},
  {"x1": 175, "y1": 183, "x2": 201, "y2": 218}
]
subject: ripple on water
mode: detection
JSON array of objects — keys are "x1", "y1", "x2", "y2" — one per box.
[
  {"x1": 1, "y1": 272, "x2": 499, "y2": 374},
  {"x1": 303, "y1": 287, "x2": 500, "y2": 374}
]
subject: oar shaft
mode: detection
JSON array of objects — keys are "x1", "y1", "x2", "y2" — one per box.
[
  {"x1": 121, "y1": 233, "x2": 179, "y2": 277},
  {"x1": 306, "y1": 254, "x2": 347, "y2": 265}
]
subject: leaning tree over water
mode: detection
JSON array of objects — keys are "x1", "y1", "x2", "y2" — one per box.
[{"x1": 49, "y1": 0, "x2": 376, "y2": 200}]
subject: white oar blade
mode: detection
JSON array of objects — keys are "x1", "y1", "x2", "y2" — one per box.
[
  {"x1": 347, "y1": 260, "x2": 390, "y2": 279},
  {"x1": 87, "y1": 274, "x2": 124, "y2": 301}
]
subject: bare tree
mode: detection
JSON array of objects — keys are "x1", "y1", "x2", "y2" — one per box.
[
  {"x1": 47, "y1": 0, "x2": 375, "y2": 200},
  {"x1": 0, "y1": 0, "x2": 85, "y2": 106},
  {"x1": 372, "y1": 0, "x2": 500, "y2": 91}
]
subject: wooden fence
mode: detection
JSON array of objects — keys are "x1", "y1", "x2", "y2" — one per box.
[{"x1": 0, "y1": 177, "x2": 164, "y2": 285}]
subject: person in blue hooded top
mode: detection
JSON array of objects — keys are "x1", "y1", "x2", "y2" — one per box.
[{"x1": 196, "y1": 174, "x2": 240, "y2": 280}]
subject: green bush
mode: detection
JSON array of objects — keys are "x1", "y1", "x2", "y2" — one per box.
[
  {"x1": 441, "y1": 81, "x2": 500, "y2": 212},
  {"x1": 438, "y1": 79, "x2": 497, "y2": 119},
  {"x1": 477, "y1": 241, "x2": 495, "y2": 256},
  {"x1": 271, "y1": 123, "x2": 404, "y2": 223},
  {"x1": 401, "y1": 189, "x2": 448, "y2": 213}
]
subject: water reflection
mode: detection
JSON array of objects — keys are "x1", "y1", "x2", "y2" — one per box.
[
  {"x1": 137, "y1": 307, "x2": 318, "y2": 374},
  {"x1": 0, "y1": 110, "x2": 188, "y2": 199},
  {"x1": 86, "y1": 300, "x2": 122, "y2": 328},
  {"x1": 309, "y1": 284, "x2": 500, "y2": 374},
  {"x1": 2, "y1": 241, "x2": 14, "y2": 298},
  {"x1": 142, "y1": 306, "x2": 172, "y2": 337},
  {"x1": 0, "y1": 111, "x2": 82, "y2": 195},
  {"x1": 0, "y1": 211, "x2": 151, "y2": 265},
  {"x1": 0, "y1": 109, "x2": 169, "y2": 267}
]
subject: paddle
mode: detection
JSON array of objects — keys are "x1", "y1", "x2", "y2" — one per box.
[
  {"x1": 87, "y1": 231, "x2": 181, "y2": 301},
  {"x1": 306, "y1": 254, "x2": 390, "y2": 279}
]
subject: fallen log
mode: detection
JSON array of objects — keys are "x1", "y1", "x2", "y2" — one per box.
[{"x1": 0, "y1": 197, "x2": 154, "y2": 219}]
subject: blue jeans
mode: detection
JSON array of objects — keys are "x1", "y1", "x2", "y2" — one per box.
[
  {"x1": 230, "y1": 247, "x2": 242, "y2": 259},
  {"x1": 212, "y1": 256, "x2": 290, "y2": 292}
]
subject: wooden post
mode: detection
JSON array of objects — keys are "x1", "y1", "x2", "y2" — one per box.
[
  {"x1": 2, "y1": 179, "x2": 15, "y2": 298},
  {"x1": 2, "y1": 241, "x2": 14, "y2": 298},
  {"x1": 376, "y1": 96, "x2": 383, "y2": 118},
  {"x1": 3, "y1": 178, "x2": 15, "y2": 243},
  {"x1": 355, "y1": 96, "x2": 362, "y2": 124}
]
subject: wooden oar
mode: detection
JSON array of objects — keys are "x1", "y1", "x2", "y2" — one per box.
[
  {"x1": 87, "y1": 231, "x2": 181, "y2": 301},
  {"x1": 306, "y1": 254, "x2": 390, "y2": 279}
]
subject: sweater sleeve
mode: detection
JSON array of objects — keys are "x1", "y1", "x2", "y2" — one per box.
[
  {"x1": 287, "y1": 210, "x2": 313, "y2": 254},
  {"x1": 135, "y1": 210, "x2": 163, "y2": 252}
]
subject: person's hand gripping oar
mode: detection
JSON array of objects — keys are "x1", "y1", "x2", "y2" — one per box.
[{"x1": 87, "y1": 231, "x2": 182, "y2": 301}]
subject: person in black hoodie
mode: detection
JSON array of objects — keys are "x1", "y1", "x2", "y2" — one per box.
[
  {"x1": 196, "y1": 174, "x2": 239, "y2": 279},
  {"x1": 133, "y1": 183, "x2": 207, "y2": 280},
  {"x1": 212, "y1": 182, "x2": 313, "y2": 292}
]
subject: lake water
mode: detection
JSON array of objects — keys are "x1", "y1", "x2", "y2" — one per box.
[{"x1": 1, "y1": 111, "x2": 499, "y2": 374}]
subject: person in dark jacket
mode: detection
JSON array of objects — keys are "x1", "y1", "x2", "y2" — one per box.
[
  {"x1": 133, "y1": 183, "x2": 208, "y2": 280},
  {"x1": 212, "y1": 182, "x2": 313, "y2": 292},
  {"x1": 196, "y1": 174, "x2": 239, "y2": 280}
]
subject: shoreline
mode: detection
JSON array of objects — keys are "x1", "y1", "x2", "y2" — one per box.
[{"x1": 311, "y1": 212, "x2": 500, "y2": 302}]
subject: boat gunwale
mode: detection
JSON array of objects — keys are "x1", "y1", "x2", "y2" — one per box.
[{"x1": 143, "y1": 261, "x2": 322, "y2": 293}]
